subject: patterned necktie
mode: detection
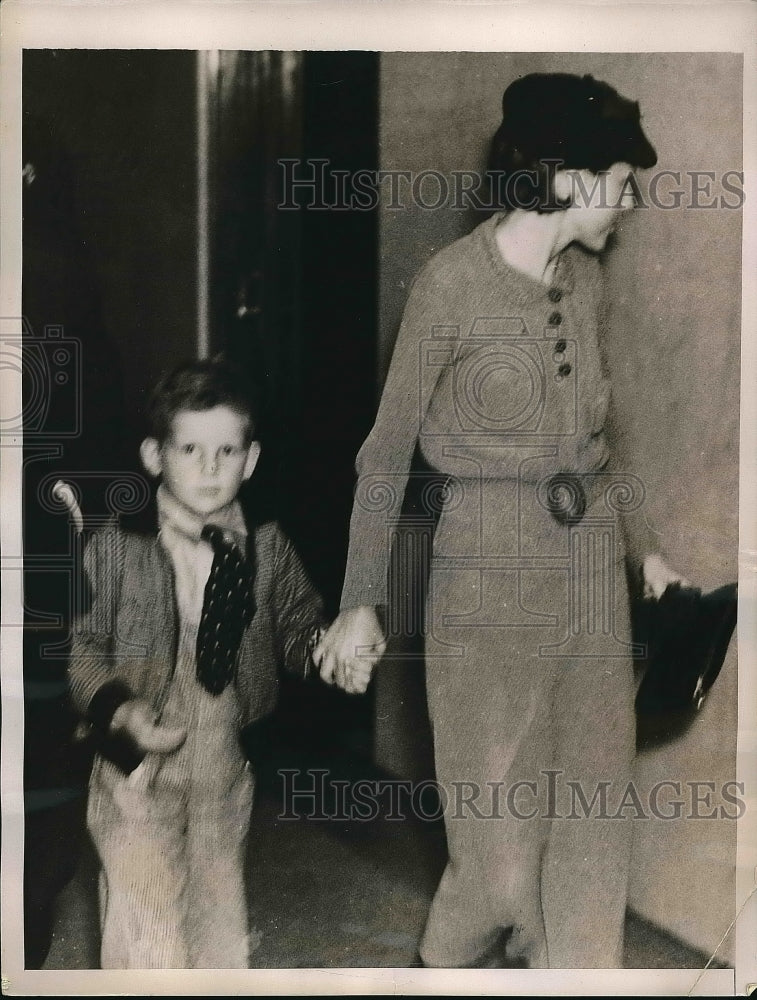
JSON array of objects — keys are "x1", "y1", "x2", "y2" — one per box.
[{"x1": 196, "y1": 524, "x2": 255, "y2": 695}]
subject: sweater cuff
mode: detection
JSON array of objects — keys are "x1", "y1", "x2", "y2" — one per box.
[
  {"x1": 96, "y1": 731, "x2": 146, "y2": 775},
  {"x1": 87, "y1": 680, "x2": 134, "y2": 732},
  {"x1": 304, "y1": 625, "x2": 327, "y2": 680}
]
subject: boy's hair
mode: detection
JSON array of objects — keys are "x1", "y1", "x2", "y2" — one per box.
[{"x1": 147, "y1": 358, "x2": 259, "y2": 444}]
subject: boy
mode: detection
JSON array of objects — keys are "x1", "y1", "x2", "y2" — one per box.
[{"x1": 69, "y1": 359, "x2": 325, "y2": 969}]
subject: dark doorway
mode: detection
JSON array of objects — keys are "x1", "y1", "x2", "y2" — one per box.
[
  {"x1": 209, "y1": 50, "x2": 380, "y2": 760},
  {"x1": 21, "y1": 47, "x2": 379, "y2": 968}
]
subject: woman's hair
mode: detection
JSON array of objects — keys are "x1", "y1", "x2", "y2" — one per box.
[
  {"x1": 487, "y1": 72, "x2": 658, "y2": 213},
  {"x1": 147, "y1": 357, "x2": 259, "y2": 443}
]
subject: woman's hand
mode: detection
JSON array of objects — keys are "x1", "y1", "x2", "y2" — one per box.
[
  {"x1": 313, "y1": 606, "x2": 386, "y2": 695},
  {"x1": 642, "y1": 553, "x2": 692, "y2": 600},
  {"x1": 110, "y1": 699, "x2": 187, "y2": 755}
]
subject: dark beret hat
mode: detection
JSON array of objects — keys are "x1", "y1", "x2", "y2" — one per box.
[{"x1": 497, "y1": 72, "x2": 657, "y2": 171}]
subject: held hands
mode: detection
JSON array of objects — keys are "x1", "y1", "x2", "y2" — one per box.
[
  {"x1": 642, "y1": 553, "x2": 692, "y2": 600},
  {"x1": 109, "y1": 698, "x2": 187, "y2": 756},
  {"x1": 313, "y1": 606, "x2": 386, "y2": 695}
]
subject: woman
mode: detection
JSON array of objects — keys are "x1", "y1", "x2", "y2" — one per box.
[{"x1": 315, "y1": 72, "x2": 685, "y2": 969}]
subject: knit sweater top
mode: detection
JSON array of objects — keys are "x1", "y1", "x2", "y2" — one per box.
[{"x1": 341, "y1": 211, "x2": 654, "y2": 609}]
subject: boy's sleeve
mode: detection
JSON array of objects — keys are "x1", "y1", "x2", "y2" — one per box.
[
  {"x1": 270, "y1": 527, "x2": 327, "y2": 679},
  {"x1": 68, "y1": 521, "x2": 138, "y2": 744}
]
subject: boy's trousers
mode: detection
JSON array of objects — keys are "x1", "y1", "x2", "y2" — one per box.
[{"x1": 87, "y1": 634, "x2": 254, "y2": 969}]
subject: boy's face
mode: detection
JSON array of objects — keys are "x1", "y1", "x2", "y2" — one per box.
[{"x1": 141, "y1": 405, "x2": 260, "y2": 520}]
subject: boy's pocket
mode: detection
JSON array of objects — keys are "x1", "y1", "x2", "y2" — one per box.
[{"x1": 89, "y1": 753, "x2": 167, "y2": 825}]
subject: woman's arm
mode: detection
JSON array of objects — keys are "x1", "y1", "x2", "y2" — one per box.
[
  {"x1": 605, "y1": 381, "x2": 691, "y2": 597},
  {"x1": 592, "y1": 256, "x2": 689, "y2": 599},
  {"x1": 340, "y1": 261, "x2": 450, "y2": 610},
  {"x1": 317, "y1": 261, "x2": 451, "y2": 691}
]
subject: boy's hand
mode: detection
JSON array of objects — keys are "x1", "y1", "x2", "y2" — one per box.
[
  {"x1": 313, "y1": 606, "x2": 385, "y2": 695},
  {"x1": 110, "y1": 699, "x2": 187, "y2": 755},
  {"x1": 642, "y1": 554, "x2": 693, "y2": 600}
]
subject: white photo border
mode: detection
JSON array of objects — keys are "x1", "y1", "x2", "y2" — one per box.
[{"x1": 1, "y1": 1, "x2": 755, "y2": 996}]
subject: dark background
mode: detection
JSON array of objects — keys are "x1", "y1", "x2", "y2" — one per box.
[{"x1": 22, "y1": 48, "x2": 379, "y2": 967}]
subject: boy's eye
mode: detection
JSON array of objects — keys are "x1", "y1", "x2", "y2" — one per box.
[
  {"x1": 181, "y1": 444, "x2": 196, "y2": 455},
  {"x1": 221, "y1": 445, "x2": 237, "y2": 456}
]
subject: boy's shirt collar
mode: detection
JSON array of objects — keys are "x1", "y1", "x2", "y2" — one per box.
[{"x1": 156, "y1": 484, "x2": 248, "y2": 549}]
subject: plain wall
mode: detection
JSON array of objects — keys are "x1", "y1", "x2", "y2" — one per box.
[{"x1": 375, "y1": 51, "x2": 741, "y2": 958}]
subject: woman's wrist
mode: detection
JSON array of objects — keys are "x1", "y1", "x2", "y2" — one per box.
[{"x1": 642, "y1": 553, "x2": 692, "y2": 599}]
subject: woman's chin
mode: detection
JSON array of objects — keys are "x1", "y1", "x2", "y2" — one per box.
[{"x1": 580, "y1": 228, "x2": 616, "y2": 254}]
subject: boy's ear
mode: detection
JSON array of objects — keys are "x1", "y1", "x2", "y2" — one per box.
[
  {"x1": 140, "y1": 438, "x2": 163, "y2": 478},
  {"x1": 243, "y1": 441, "x2": 261, "y2": 481}
]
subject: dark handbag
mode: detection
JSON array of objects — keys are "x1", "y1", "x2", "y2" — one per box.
[{"x1": 633, "y1": 581, "x2": 737, "y2": 716}]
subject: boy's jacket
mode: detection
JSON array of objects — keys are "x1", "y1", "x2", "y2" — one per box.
[{"x1": 68, "y1": 499, "x2": 324, "y2": 770}]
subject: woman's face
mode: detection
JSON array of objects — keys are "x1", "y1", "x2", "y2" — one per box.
[{"x1": 562, "y1": 161, "x2": 637, "y2": 252}]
